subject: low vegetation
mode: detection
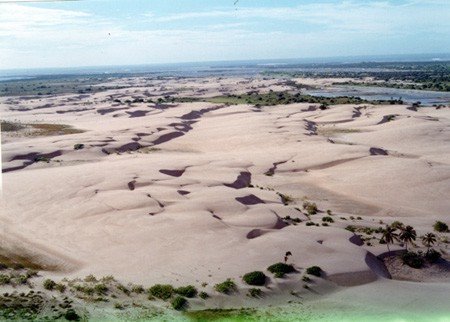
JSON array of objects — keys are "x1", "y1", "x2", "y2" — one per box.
[
  {"x1": 306, "y1": 266, "x2": 322, "y2": 277},
  {"x1": 242, "y1": 271, "x2": 266, "y2": 286},
  {"x1": 267, "y1": 263, "x2": 295, "y2": 278},
  {"x1": 214, "y1": 279, "x2": 237, "y2": 294}
]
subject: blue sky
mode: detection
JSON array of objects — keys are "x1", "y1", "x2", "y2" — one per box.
[{"x1": 0, "y1": 0, "x2": 449, "y2": 69}]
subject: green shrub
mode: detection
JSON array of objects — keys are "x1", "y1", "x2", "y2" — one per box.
[
  {"x1": 117, "y1": 284, "x2": 130, "y2": 296},
  {"x1": 64, "y1": 309, "x2": 80, "y2": 321},
  {"x1": 267, "y1": 263, "x2": 295, "y2": 278},
  {"x1": 322, "y1": 216, "x2": 334, "y2": 223},
  {"x1": 434, "y1": 221, "x2": 449, "y2": 233},
  {"x1": 401, "y1": 252, "x2": 424, "y2": 269},
  {"x1": 171, "y1": 296, "x2": 188, "y2": 310},
  {"x1": 247, "y1": 288, "x2": 263, "y2": 298},
  {"x1": 306, "y1": 266, "x2": 322, "y2": 277},
  {"x1": 43, "y1": 279, "x2": 56, "y2": 290},
  {"x1": 175, "y1": 285, "x2": 197, "y2": 298},
  {"x1": 214, "y1": 279, "x2": 236, "y2": 294},
  {"x1": 55, "y1": 283, "x2": 66, "y2": 293},
  {"x1": 303, "y1": 202, "x2": 318, "y2": 215},
  {"x1": 302, "y1": 276, "x2": 311, "y2": 282},
  {"x1": 199, "y1": 291, "x2": 209, "y2": 299},
  {"x1": 74, "y1": 144, "x2": 85, "y2": 150},
  {"x1": 84, "y1": 274, "x2": 97, "y2": 283},
  {"x1": 391, "y1": 221, "x2": 404, "y2": 229},
  {"x1": 94, "y1": 283, "x2": 108, "y2": 295},
  {"x1": 425, "y1": 249, "x2": 442, "y2": 263},
  {"x1": 148, "y1": 284, "x2": 174, "y2": 300},
  {"x1": 0, "y1": 274, "x2": 11, "y2": 285},
  {"x1": 131, "y1": 284, "x2": 144, "y2": 294},
  {"x1": 242, "y1": 271, "x2": 266, "y2": 286},
  {"x1": 306, "y1": 222, "x2": 316, "y2": 226}
]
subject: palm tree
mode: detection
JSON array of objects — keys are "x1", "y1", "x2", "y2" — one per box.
[
  {"x1": 421, "y1": 233, "x2": 437, "y2": 254},
  {"x1": 399, "y1": 225, "x2": 417, "y2": 251},
  {"x1": 381, "y1": 226, "x2": 398, "y2": 252}
]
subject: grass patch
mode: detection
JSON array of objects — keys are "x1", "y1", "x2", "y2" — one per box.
[{"x1": 185, "y1": 308, "x2": 257, "y2": 322}]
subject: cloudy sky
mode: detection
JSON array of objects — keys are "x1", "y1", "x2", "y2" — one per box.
[{"x1": 1, "y1": 0, "x2": 449, "y2": 69}]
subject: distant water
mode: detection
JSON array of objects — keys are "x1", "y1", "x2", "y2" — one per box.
[{"x1": 305, "y1": 85, "x2": 450, "y2": 105}]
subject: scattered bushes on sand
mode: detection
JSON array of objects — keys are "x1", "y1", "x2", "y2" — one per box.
[
  {"x1": 306, "y1": 266, "x2": 322, "y2": 277},
  {"x1": 94, "y1": 283, "x2": 108, "y2": 295},
  {"x1": 175, "y1": 285, "x2": 197, "y2": 298},
  {"x1": 322, "y1": 216, "x2": 334, "y2": 223},
  {"x1": 214, "y1": 279, "x2": 237, "y2": 294},
  {"x1": 303, "y1": 202, "x2": 318, "y2": 215},
  {"x1": 199, "y1": 291, "x2": 209, "y2": 299},
  {"x1": 302, "y1": 276, "x2": 311, "y2": 283},
  {"x1": 55, "y1": 283, "x2": 67, "y2": 293},
  {"x1": 267, "y1": 263, "x2": 295, "y2": 278},
  {"x1": 277, "y1": 193, "x2": 293, "y2": 205},
  {"x1": 242, "y1": 271, "x2": 267, "y2": 286},
  {"x1": 171, "y1": 296, "x2": 188, "y2": 310},
  {"x1": 43, "y1": 279, "x2": 56, "y2": 290},
  {"x1": 401, "y1": 251, "x2": 424, "y2": 269},
  {"x1": 434, "y1": 221, "x2": 449, "y2": 233},
  {"x1": 84, "y1": 274, "x2": 97, "y2": 283},
  {"x1": 247, "y1": 288, "x2": 263, "y2": 298},
  {"x1": 148, "y1": 284, "x2": 174, "y2": 300}
]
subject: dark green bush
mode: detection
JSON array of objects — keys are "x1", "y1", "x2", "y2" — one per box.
[
  {"x1": 214, "y1": 279, "x2": 236, "y2": 294},
  {"x1": 322, "y1": 216, "x2": 334, "y2": 223},
  {"x1": 303, "y1": 202, "x2": 318, "y2": 215},
  {"x1": 43, "y1": 279, "x2": 56, "y2": 290},
  {"x1": 199, "y1": 291, "x2": 209, "y2": 299},
  {"x1": 306, "y1": 266, "x2": 322, "y2": 277},
  {"x1": 306, "y1": 222, "x2": 316, "y2": 226},
  {"x1": 94, "y1": 283, "x2": 108, "y2": 295},
  {"x1": 74, "y1": 144, "x2": 85, "y2": 150},
  {"x1": 64, "y1": 309, "x2": 80, "y2": 321},
  {"x1": 401, "y1": 252, "x2": 424, "y2": 269},
  {"x1": 171, "y1": 296, "x2": 187, "y2": 310},
  {"x1": 148, "y1": 284, "x2": 174, "y2": 300},
  {"x1": 425, "y1": 249, "x2": 442, "y2": 263},
  {"x1": 242, "y1": 271, "x2": 266, "y2": 286},
  {"x1": 267, "y1": 263, "x2": 295, "y2": 278},
  {"x1": 175, "y1": 285, "x2": 197, "y2": 298},
  {"x1": 434, "y1": 221, "x2": 449, "y2": 233}
]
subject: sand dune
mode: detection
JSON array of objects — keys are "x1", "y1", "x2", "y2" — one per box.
[{"x1": 1, "y1": 77, "x2": 449, "y2": 313}]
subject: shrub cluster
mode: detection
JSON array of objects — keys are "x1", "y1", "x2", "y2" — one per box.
[
  {"x1": 267, "y1": 263, "x2": 295, "y2": 278},
  {"x1": 242, "y1": 271, "x2": 266, "y2": 286},
  {"x1": 214, "y1": 279, "x2": 237, "y2": 294},
  {"x1": 306, "y1": 266, "x2": 322, "y2": 277}
]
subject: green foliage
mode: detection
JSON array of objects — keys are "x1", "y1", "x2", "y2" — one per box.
[
  {"x1": 175, "y1": 285, "x2": 197, "y2": 298},
  {"x1": 171, "y1": 296, "x2": 188, "y2": 311},
  {"x1": 303, "y1": 202, "x2": 318, "y2": 215},
  {"x1": 434, "y1": 221, "x2": 449, "y2": 233},
  {"x1": 425, "y1": 249, "x2": 442, "y2": 263},
  {"x1": 64, "y1": 309, "x2": 80, "y2": 321},
  {"x1": 94, "y1": 283, "x2": 108, "y2": 295},
  {"x1": 131, "y1": 284, "x2": 144, "y2": 294},
  {"x1": 199, "y1": 291, "x2": 209, "y2": 299},
  {"x1": 306, "y1": 222, "x2": 316, "y2": 226},
  {"x1": 247, "y1": 288, "x2": 263, "y2": 298},
  {"x1": 242, "y1": 271, "x2": 266, "y2": 286},
  {"x1": 117, "y1": 284, "x2": 130, "y2": 296},
  {"x1": 214, "y1": 279, "x2": 237, "y2": 294},
  {"x1": 306, "y1": 266, "x2": 322, "y2": 277},
  {"x1": 43, "y1": 279, "x2": 56, "y2": 290},
  {"x1": 267, "y1": 263, "x2": 295, "y2": 278},
  {"x1": 401, "y1": 251, "x2": 424, "y2": 269},
  {"x1": 0, "y1": 274, "x2": 11, "y2": 285},
  {"x1": 74, "y1": 144, "x2": 85, "y2": 150},
  {"x1": 148, "y1": 284, "x2": 174, "y2": 300},
  {"x1": 302, "y1": 276, "x2": 311, "y2": 282},
  {"x1": 55, "y1": 283, "x2": 66, "y2": 293},
  {"x1": 322, "y1": 216, "x2": 334, "y2": 223},
  {"x1": 391, "y1": 221, "x2": 405, "y2": 230}
]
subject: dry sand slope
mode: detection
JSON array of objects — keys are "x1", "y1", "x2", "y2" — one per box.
[{"x1": 0, "y1": 77, "x2": 449, "y2": 308}]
